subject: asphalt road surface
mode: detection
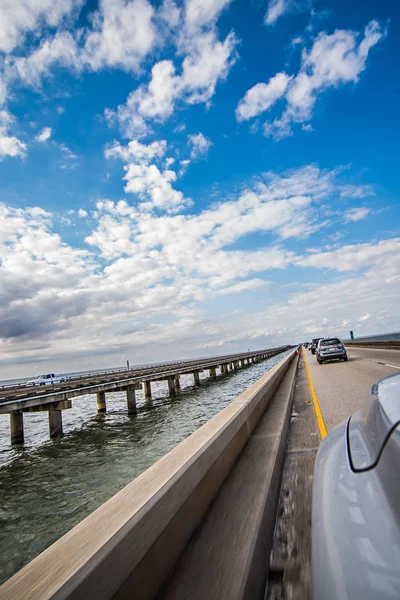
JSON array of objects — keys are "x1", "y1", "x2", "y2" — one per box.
[{"x1": 304, "y1": 346, "x2": 400, "y2": 432}]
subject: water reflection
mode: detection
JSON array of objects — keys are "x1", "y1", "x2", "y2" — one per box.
[{"x1": 0, "y1": 353, "x2": 288, "y2": 583}]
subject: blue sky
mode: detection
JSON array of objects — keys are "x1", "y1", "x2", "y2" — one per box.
[{"x1": 0, "y1": 0, "x2": 399, "y2": 377}]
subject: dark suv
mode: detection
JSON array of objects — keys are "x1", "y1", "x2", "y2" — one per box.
[
  {"x1": 316, "y1": 338, "x2": 347, "y2": 364},
  {"x1": 310, "y1": 338, "x2": 324, "y2": 354}
]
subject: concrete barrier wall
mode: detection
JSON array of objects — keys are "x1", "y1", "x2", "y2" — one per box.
[
  {"x1": 345, "y1": 340, "x2": 400, "y2": 350},
  {"x1": 1, "y1": 349, "x2": 296, "y2": 600}
]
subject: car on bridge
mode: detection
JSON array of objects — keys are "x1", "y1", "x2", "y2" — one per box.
[
  {"x1": 26, "y1": 373, "x2": 68, "y2": 386},
  {"x1": 316, "y1": 338, "x2": 347, "y2": 364},
  {"x1": 313, "y1": 372, "x2": 400, "y2": 599},
  {"x1": 310, "y1": 338, "x2": 324, "y2": 354}
]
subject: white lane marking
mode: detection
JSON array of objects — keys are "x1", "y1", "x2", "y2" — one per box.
[{"x1": 384, "y1": 364, "x2": 400, "y2": 370}]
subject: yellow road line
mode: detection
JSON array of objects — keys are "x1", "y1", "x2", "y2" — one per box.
[{"x1": 302, "y1": 348, "x2": 327, "y2": 440}]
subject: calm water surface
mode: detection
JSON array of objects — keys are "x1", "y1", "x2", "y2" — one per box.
[{"x1": 0, "y1": 352, "x2": 290, "y2": 583}]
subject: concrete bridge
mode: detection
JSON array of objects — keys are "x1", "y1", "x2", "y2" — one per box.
[
  {"x1": 1, "y1": 341, "x2": 399, "y2": 599},
  {"x1": 0, "y1": 346, "x2": 290, "y2": 444}
]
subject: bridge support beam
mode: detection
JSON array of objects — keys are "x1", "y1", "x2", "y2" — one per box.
[
  {"x1": 126, "y1": 386, "x2": 136, "y2": 414},
  {"x1": 144, "y1": 381, "x2": 152, "y2": 399},
  {"x1": 10, "y1": 411, "x2": 24, "y2": 445},
  {"x1": 193, "y1": 371, "x2": 200, "y2": 386},
  {"x1": 96, "y1": 391, "x2": 106, "y2": 413},
  {"x1": 48, "y1": 408, "x2": 63, "y2": 438},
  {"x1": 209, "y1": 367, "x2": 216, "y2": 379},
  {"x1": 168, "y1": 376, "x2": 176, "y2": 396},
  {"x1": 175, "y1": 375, "x2": 181, "y2": 389}
]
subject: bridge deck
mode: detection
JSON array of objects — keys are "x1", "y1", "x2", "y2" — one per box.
[{"x1": 0, "y1": 347, "x2": 288, "y2": 413}]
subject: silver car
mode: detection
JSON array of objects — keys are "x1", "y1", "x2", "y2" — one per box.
[
  {"x1": 312, "y1": 372, "x2": 400, "y2": 599},
  {"x1": 316, "y1": 337, "x2": 347, "y2": 364}
]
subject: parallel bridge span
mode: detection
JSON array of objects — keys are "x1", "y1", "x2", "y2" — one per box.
[{"x1": 0, "y1": 346, "x2": 291, "y2": 444}]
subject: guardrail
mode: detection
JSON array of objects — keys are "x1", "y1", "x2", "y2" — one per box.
[
  {"x1": 0, "y1": 349, "x2": 297, "y2": 600},
  {"x1": 345, "y1": 340, "x2": 400, "y2": 350}
]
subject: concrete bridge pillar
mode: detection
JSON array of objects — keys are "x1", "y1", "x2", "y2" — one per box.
[
  {"x1": 193, "y1": 371, "x2": 200, "y2": 386},
  {"x1": 126, "y1": 386, "x2": 136, "y2": 414},
  {"x1": 49, "y1": 408, "x2": 63, "y2": 438},
  {"x1": 10, "y1": 411, "x2": 24, "y2": 445},
  {"x1": 168, "y1": 376, "x2": 177, "y2": 396},
  {"x1": 96, "y1": 391, "x2": 106, "y2": 413},
  {"x1": 209, "y1": 367, "x2": 216, "y2": 379},
  {"x1": 175, "y1": 375, "x2": 181, "y2": 389},
  {"x1": 144, "y1": 381, "x2": 152, "y2": 399}
]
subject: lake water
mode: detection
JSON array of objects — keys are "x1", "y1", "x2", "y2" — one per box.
[{"x1": 0, "y1": 350, "x2": 291, "y2": 584}]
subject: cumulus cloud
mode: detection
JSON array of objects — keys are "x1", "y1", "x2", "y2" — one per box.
[
  {"x1": 78, "y1": 209, "x2": 88, "y2": 217},
  {"x1": 0, "y1": 110, "x2": 26, "y2": 160},
  {"x1": 236, "y1": 72, "x2": 292, "y2": 122},
  {"x1": 0, "y1": 164, "x2": 397, "y2": 373},
  {"x1": 105, "y1": 139, "x2": 167, "y2": 163},
  {"x1": 236, "y1": 20, "x2": 387, "y2": 139},
  {"x1": 343, "y1": 207, "x2": 370, "y2": 222},
  {"x1": 0, "y1": 0, "x2": 82, "y2": 53},
  {"x1": 9, "y1": 0, "x2": 156, "y2": 88},
  {"x1": 184, "y1": 0, "x2": 233, "y2": 30},
  {"x1": 109, "y1": 28, "x2": 238, "y2": 137},
  {"x1": 83, "y1": 0, "x2": 156, "y2": 72},
  {"x1": 35, "y1": 126, "x2": 52, "y2": 142},
  {"x1": 265, "y1": 0, "x2": 288, "y2": 25},
  {"x1": 187, "y1": 132, "x2": 212, "y2": 159},
  {"x1": 105, "y1": 138, "x2": 191, "y2": 212},
  {"x1": 295, "y1": 238, "x2": 400, "y2": 272}
]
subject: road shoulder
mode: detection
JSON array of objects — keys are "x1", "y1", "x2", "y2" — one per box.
[{"x1": 266, "y1": 354, "x2": 320, "y2": 600}]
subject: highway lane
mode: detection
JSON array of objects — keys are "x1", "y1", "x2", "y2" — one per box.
[{"x1": 304, "y1": 346, "x2": 400, "y2": 433}]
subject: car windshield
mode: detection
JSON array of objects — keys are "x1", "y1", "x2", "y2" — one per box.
[{"x1": 321, "y1": 339, "x2": 341, "y2": 346}]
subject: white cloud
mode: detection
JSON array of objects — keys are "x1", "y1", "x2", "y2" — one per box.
[
  {"x1": 265, "y1": 0, "x2": 313, "y2": 26},
  {"x1": 343, "y1": 207, "x2": 370, "y2": 222},
  {"x1": 35, "y1": 126, "x2": 52, "y2": 142},
  {"x1": 184, "y1": 0, "x2": 233, "y2": 30},
  {"x1": 1, "y1": 164, "x2": 397, "y2": 374},
  {"x1": 10, "y1": 0, "x2": 156, "y2": 89},
  {"x1": 265, "y1": 0, "x2": 287, "y2": 25},
  {"x1": 237, "y1": 20, "x2": 387, "y2": 139},
  {"x1": 236, "y1": 72, "x2": 292, "y2": 122},
  {"x1": 214, "y1": 278, "x2": 268, "y2": 295},
  {"x1": 105, "y1": 138, "x2": 191, "y2": 213},
  {"x1": 301, "y1": 123, "x2": 314, "y2": 132},
  {"x1": 78, "y1": 209, "x2": 88, "y2": 218},
  {"x1": 105, "y1": 139, "x2": 167, "y2": 163},
  {"x1": 82, "y1": 0, "x2": 156, "y2": 72},
  {"x1": 187, "y1": 132, "x2": 212, "y2": 159},
  {"x1": 0, "y1": 76, "x2": 7, "y2": 106},
  {"x1": 0, "y1": 110, "x2": 26, "y2": 160},
  {"x1": 295, "y1": 238, "x2": 400, "y2": 272},
  {"x1": 123, "y1": 163, "x2": 192, "y2": 212},
  {"x1": 110, "y1": 28, "x2": 238, "y2": 137},
  {"x1": 12, "y1": 31, "x2": 81, "y2": 87},
  {"x1": 339, "y1": 184, "x2": 374, "y2": 199},
  {"x1": 0, "y1": 0, "x2": 82, "y2": 53}
]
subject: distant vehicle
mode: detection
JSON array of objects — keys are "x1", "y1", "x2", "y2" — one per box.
[
  {"x1": 26, "y1": 373, "x2": 68, "y2": 386},
  {"x1": 316, "y1": 338, "x2": 347, "y2": 364},
  {"x1": 313, "y1": 372, "x2": 400, "y2": 599},
  {"x1": 310, "y1": 338, "x2": 324, "y2": 354}
]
